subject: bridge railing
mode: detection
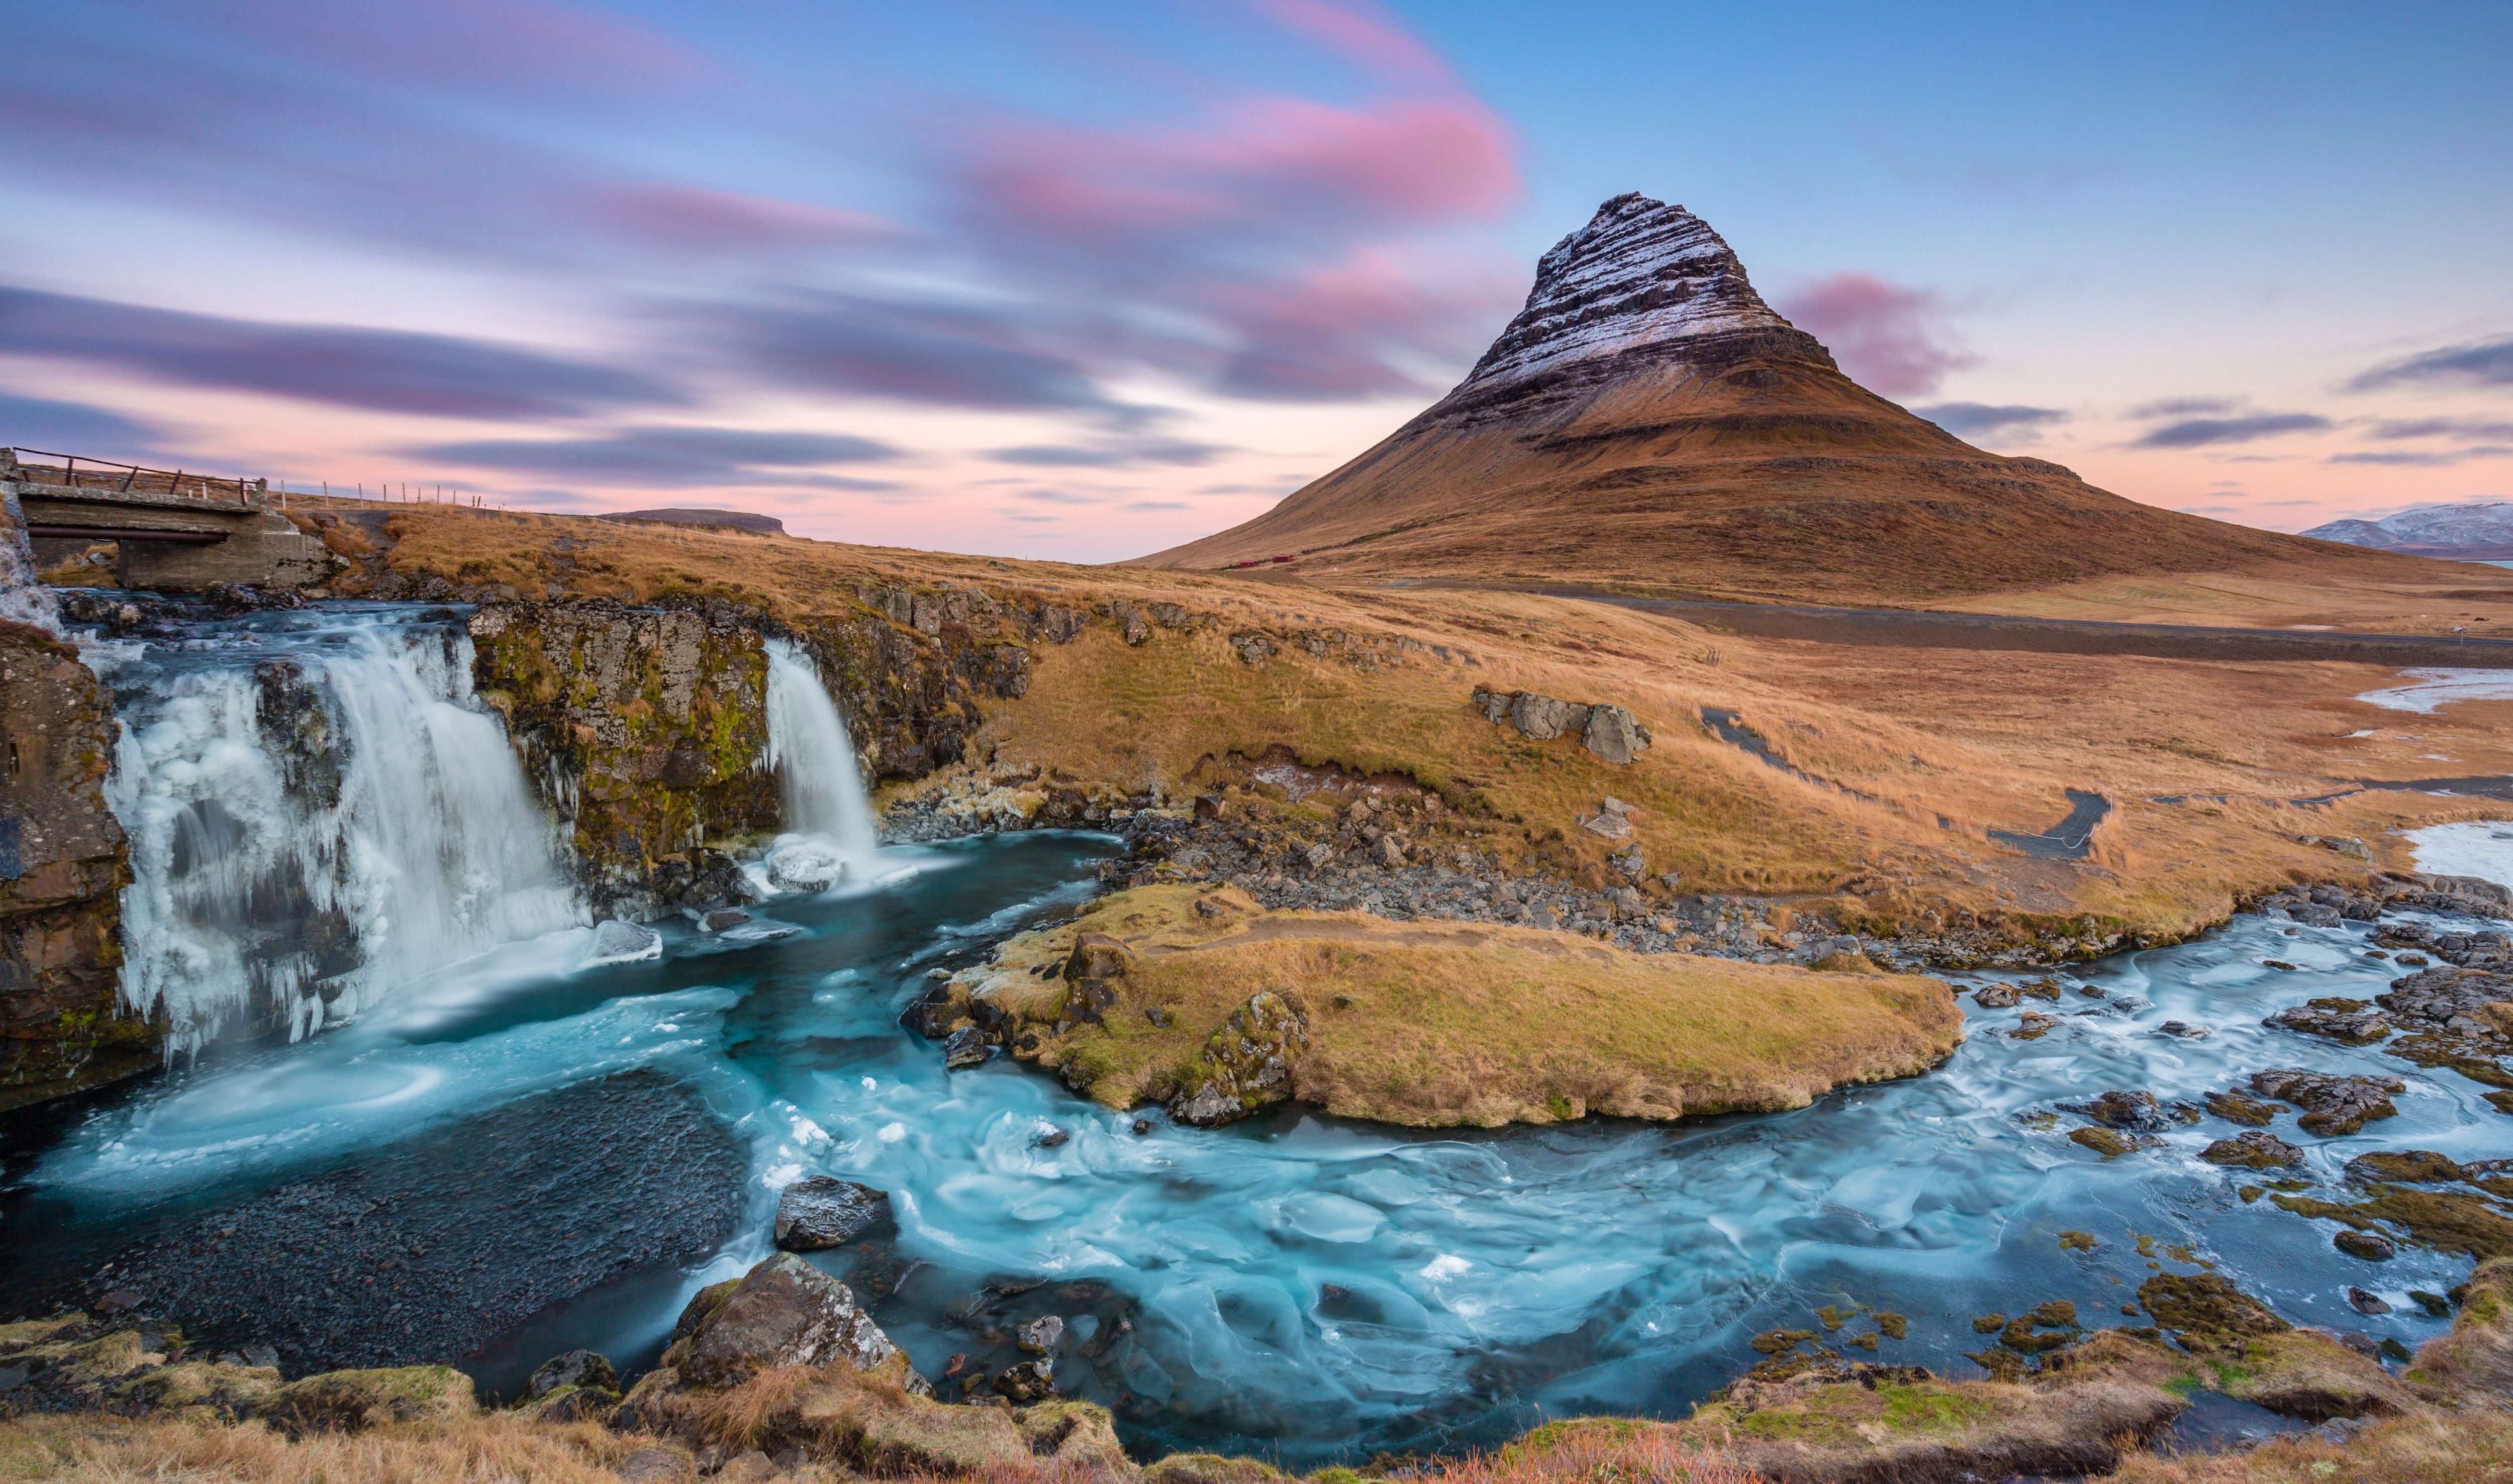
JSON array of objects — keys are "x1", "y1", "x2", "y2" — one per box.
[{"x1": 3, "y1": 447, "x2": 260, "y2": 506}]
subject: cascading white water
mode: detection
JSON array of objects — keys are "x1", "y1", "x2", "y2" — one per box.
[
  {"x1": 762, "y1": 637, "x2": 881, "y2": 883},
  {"x1": 95, "y1": 610, "x2": 584, "y2": 1054}
]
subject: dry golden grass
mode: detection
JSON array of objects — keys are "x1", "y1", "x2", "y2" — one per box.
[
  {"x1": 0, "y1": 1411, "x2": 643, "y2": 1483},
  {"x1": 970, "y1": 884, "x2": 1963, "y2": 1126},
  {"x1": 1431, "y1": 1423, "x2": 1765, "y2": 1484},
  {"x1": 356, "y1": 505, "x2": 2513, "y2": 948},
  {"x1": 2108, "y1": 1409, "x2": 2513, "y2": 1483}
]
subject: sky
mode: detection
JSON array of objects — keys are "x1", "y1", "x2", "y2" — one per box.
[{"x1": 1, "y1": 1, "x2": 2507, "y2": 560}]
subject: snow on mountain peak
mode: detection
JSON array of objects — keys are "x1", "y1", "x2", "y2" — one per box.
[
  {"x1": 2301, "y1": 499, "x2": 2513, "y2": 556},
  {"x1": 1454, "y1": 193, "x2": 1794, "y2": 393}
]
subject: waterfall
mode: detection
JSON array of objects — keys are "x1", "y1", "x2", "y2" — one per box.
[
  {"x1": 94, "y1": 608, "x2": 584, "y2": 1054},
  {"x1": 1, "y1": 486, "x2": 64, "y2": 633},
  {"x1": 762, "y1": 638, "x2": 880, "y2": 878}
]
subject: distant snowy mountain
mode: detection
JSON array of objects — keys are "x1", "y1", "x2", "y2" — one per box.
[{"x1": 2302, "y1": 500, "x2": 2513, "y2": 559}]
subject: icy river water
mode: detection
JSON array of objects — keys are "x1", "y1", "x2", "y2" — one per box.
[{"x1": 3, "y1": 601, "x2": 2509, "y2": 1466}]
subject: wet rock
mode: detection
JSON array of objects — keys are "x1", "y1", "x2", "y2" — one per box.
[
  {"x1": 2138, "y1": 1272, "x2": 2289, "y2": 1350},
  {"x1": 2347, "y1": 1287, "x2": 2393, "y2": 1315},
  {"x1": 2205, "y1": 1088, "x2": 2280, "y2": 1126},
  {"x1": 583, "y1": 919, "x2": 662, "y2": 966},
  {"x1": 2012, "y1": 1012, "x2": 2059, "y2": 1040},
  {"x1": 1169, "y1": 992, "x2": 1308, "y2": 1127},
  {"x1": 2202, "y1": 1131, "x2": 2303, "y2": 1169},
  {"x1": 772, "y1": 1176, "x2": 892, "y2": 1252},
  {"x1": 669, "y1": 1253, "x2": 921, "y2": 1392},
  {"x1": 2065, "y1": 1089, "x2": 2172, "y2": 1132},
  {"x1": 694, "y1": 907, "x2": 750, "y2": 933},
  {"x1": 1033, "y1": 1126, "x2": 1071, "y2": 1149},
  {"x1": 765, "y1": 840, "x2": 846, "y2": 892},
  {"x1": 2336, "y1": 1230, "x2": 2398, "y2": 1261},
  {"x1": 1973, "y1": 983, "x2": 2022, "y2": 1009},
  {"x1": 2156, "y1": 1020, "x2": 2211, "y2": 1039},
  {"x1": 1016, "y1": 1315, "x2": 1065, "y2": 1354},
  {"x1": 527, "y1": 1348, "x2": 618, "y2": 1398},
  {"x1": 2267, "y1": 998, "x2": 2393, "y2": 1046},
  {"x1": 2250, "y1": 1068, "x2": 2405, "y2": 1136},
  {"x1": 2345, "y1": 1150, "x2": 2466, "y2": 1185},
  {"x1": 943, "y1": 1026, "x2": 996, "y2": 1070},
  {"x1": 2069, "y1": 1126, "x2": 2159, "y2": 1157},
  {"x1": 992, "y1": 1357, "x2": 1053, "y2": 1402}
]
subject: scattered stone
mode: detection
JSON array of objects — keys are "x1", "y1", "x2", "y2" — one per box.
[
  {"x1": 2156, "y1": 1020, "x2": 2211, "y2": 1039},
  {"x1": 1580, "y1": 705, "x2": 1650, "y2": 765},
  {"x1": 2070, "y1": 1126, "x2": 2158, "y2": 1157},
  {"x1": 1016, "y1": 1315, "x2": 1065, "y2": 1354},
  {"x1": 943, "y1": 1027, "x2": 995, "y2": 1070},
  {"x1": 2347, "y1": 1287, "x2": 2393, "y2": 1316},
  {"x1": 1033, "y1": 1126, "x2": 1071, "y2": 1149},
  {"x1": 694, "y1": 908, "x2": 749, "y2": 933},
  {"x1": 1580, "y1": 809, "x2": 1633, "y2": 840},
  {"x1": 1609, "y1": 844, "x2": 1648, "y2": 882},
  {"x1": 2013, "y1": 1012, "x2": 2059, "y2": 1041},
  {"x1": 2202, "y1": 1131, "x2": 2304, "y2": 1169},
  {"x1": 2250, "y1": 1069, "x2": 2406, "y2": 1136},
  {"x1": 616, "y1": 1446, "x2": 697, "y2": 1484},
  {"x1": 2410, "y1": 1290, "x2": 2451, "y2": 1317},
  {"x1": 2138, "y1": 1272, "x2": 2288, "y2": 1350},
  {"x1": 1973, "y1": 983, "x2": 2022, "y2": 1009},
  {"x1": 772, "y1": 1177, "x2": 891, "y2": 1252}
]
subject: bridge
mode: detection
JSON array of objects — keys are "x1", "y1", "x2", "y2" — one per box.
[{"x1": 4, "y1": 448, "x2": 330, "y2": 591}]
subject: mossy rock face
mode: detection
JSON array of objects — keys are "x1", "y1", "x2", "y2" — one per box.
[
  {"x1": 261, "y1": 1364, "x2": 476, "y2": 1432},
  {"x1": 2406, "y1": 1257, "x2": 2513, "y2": 1398},
  {"x1": 116, "y1": 1359, "x2": 281, "y2": 1420},
  {"x1": 2275, "y1": 1184, "x2": 2513, "y2": 1261},
  {"x1": 2345, "y1": 1149, "x2": 2466, "y2": 1184},
  {"x1": 2211, "y1": 1330, "x2": 2412, "y2": 1421},
  {"x1": 1141, "y1": 1454, "x2": 1295, "y2": 1484}
]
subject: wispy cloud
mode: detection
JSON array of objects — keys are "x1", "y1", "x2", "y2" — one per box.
[
  {"x1": 412, "y1": 426, "x2": 899, "y2": 487},
  {"x1": 1913, "y1": 402, "x2": 2067, "y2": 438},
  {"x1": 0, "y1": 390, "x2": 165, "y2": 455},
  {"x1": 0, "y1": 285, "x2": 679, "y2": 420},
  {"x1": 2134, "y1": 412, "x2": 2330, "y2": 449},
  {"x1": 2349, "y1": 335, "x2": 2513, "y2": 390}
]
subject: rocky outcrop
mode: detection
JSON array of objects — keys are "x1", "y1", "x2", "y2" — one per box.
[
  {"x1": 664, "y1": 1253, "x2": 920, "y2": 1392},
  {"x1": 1170, "y1": 991, "x2": 1310, "y2": 1127},
  {"x1": 1472, "y1": 687, "x2": 1653, "y2": 764},
  {"x1": 0, "y1": 619, "x2": 151, "y2": 1112},
  {"x1": 772, "y1": 1177, "x2": 891, "y2": 1252},
  {"x1": 469, "y1": 600, "x2": 777, "y2": 919}
]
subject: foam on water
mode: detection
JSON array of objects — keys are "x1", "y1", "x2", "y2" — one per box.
[{"x1": 10, "y1": 813, "x2": 2510, "y2": 1464}]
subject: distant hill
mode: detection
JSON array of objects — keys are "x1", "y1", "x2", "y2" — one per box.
[
  {"x1": 2302, "y1": 501, "x2": 2513, "y2": 560},
  {"x1": 600, "y1": 508, "x2": 785, "y2": 536},
  {"x1": 1138, "y1": 193, "x2": 2448, "y2": 605}
]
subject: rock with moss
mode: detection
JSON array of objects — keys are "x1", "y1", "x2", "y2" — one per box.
[
  {"x1": 2250, "y1": 1068, "x2": 2404, "y2": 1136},
  {"x1": 1170, "y1": 991, "x2": 1309, "y2": 1126},
  {"x1": 665, "y1": 1253, "x2": 926, "y2": 1394},
  {"x1": 259, "y1": 1363, "x2": 476, "y2": 1432},
  {"x1": 2202, "y1": 1130, "x2": 2302, "y2": 1168},
  {"x1": 2406, "y1": 1256, "x2": 2513, "y2": 1398}
]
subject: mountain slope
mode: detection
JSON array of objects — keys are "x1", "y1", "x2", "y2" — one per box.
[
  {"x1": 2303, "y1": 501, "x2": 2513, "y2": 560},
  {"x1": 1139, "y1": 194, "x2": 2466, "y2": 605}
]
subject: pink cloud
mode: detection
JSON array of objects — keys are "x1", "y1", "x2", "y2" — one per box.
[
  {"x1": 962, "y1": 93, "x2": 1514, "y2": 253},
  {"x1": 1776, "y1": 273, "x2": 1973, "y2": 398},
  {"x1": 1249, "y1": 0, "x2": 1460, "y2": 87},
  {"x1": 591, "y1": 185, "x2": 899, "y2": 253},
  {"x1": 1197, "y1": 246, "x2": 1506, "y2": 398}
]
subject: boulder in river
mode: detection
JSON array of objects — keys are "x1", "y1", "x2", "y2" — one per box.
[
  {"x1": 668, "y1": 1252, "x2": 924, "y2": 1392},
  {"x1": 2200, "y1": 1130, "x2": 2302, "y2": 1169},
  {"x1": 1016, "y1": 1315, "x2": 1065, "y2": 1354},
  {"x1": 2064, "y1": 1089, "x2": 2172, "y2": 1132},
  {"x1": 2265, "y1": 998, "x2": 2392, "y2": 1045},
  {"x1": 2336, "y1": 1230, "x2": 2398, "y2": 1261},
  {"x1": 766, "y1": 840, "x2": 846, "y2": 892},
  {"x1": 583, "y1": 919, "x2": 661, "y2": 966},
  {"x1": 773, "y1": 1176, "x2": 892, "y2": 1252},
  {"x1": 2250, "y1": 1068, "x2": 2405, "y2": 1136}
]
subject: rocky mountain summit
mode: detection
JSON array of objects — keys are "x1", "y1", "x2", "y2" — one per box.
[
  {"x1": 1438, "y1": 192, "x2": 1834, "y2": 425},
  {"x1": 2303, "y1": 500, "x2": 2513, "y2": 560},
  {"x1": 1141, "y1": 193, "x2": 2436, "y2": 604}
]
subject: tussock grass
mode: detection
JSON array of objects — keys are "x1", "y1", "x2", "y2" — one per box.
[
  {"x1": 2109, "y1": 1409, "x2": 2513, "y2": 1482},
  {"x1": 0, "y1": 1411, "x2": 641, "y2": 1483}
]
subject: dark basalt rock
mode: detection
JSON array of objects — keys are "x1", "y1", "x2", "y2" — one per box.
[
  {"x1": 992, "y1": 1357, "x2": 1054, "y2": 1402},
  {"x1": 2064, "y1": 1089, "x2": 2172, "y2": 1132},
  {"x1": 669, "y1": 1253, "x2": 920, "y2": 1392},
  {"x1": 527, "y1": 1348, "x2": 619, "y2": 1398},
  {"x1": 772, "y1": 1177, "x2": 893, "y2": 1253},
  {"x1": 2336, "y1": 1230, "x2": 2398, "y2": 1262}
]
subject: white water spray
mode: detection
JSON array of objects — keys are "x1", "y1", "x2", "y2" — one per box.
[
  {"x1": 99, "y1": 613, "x2": 584, "y2": 1054},
  {"x1": 763, "y1": 638, "x2": 880, "y2": 879}
]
